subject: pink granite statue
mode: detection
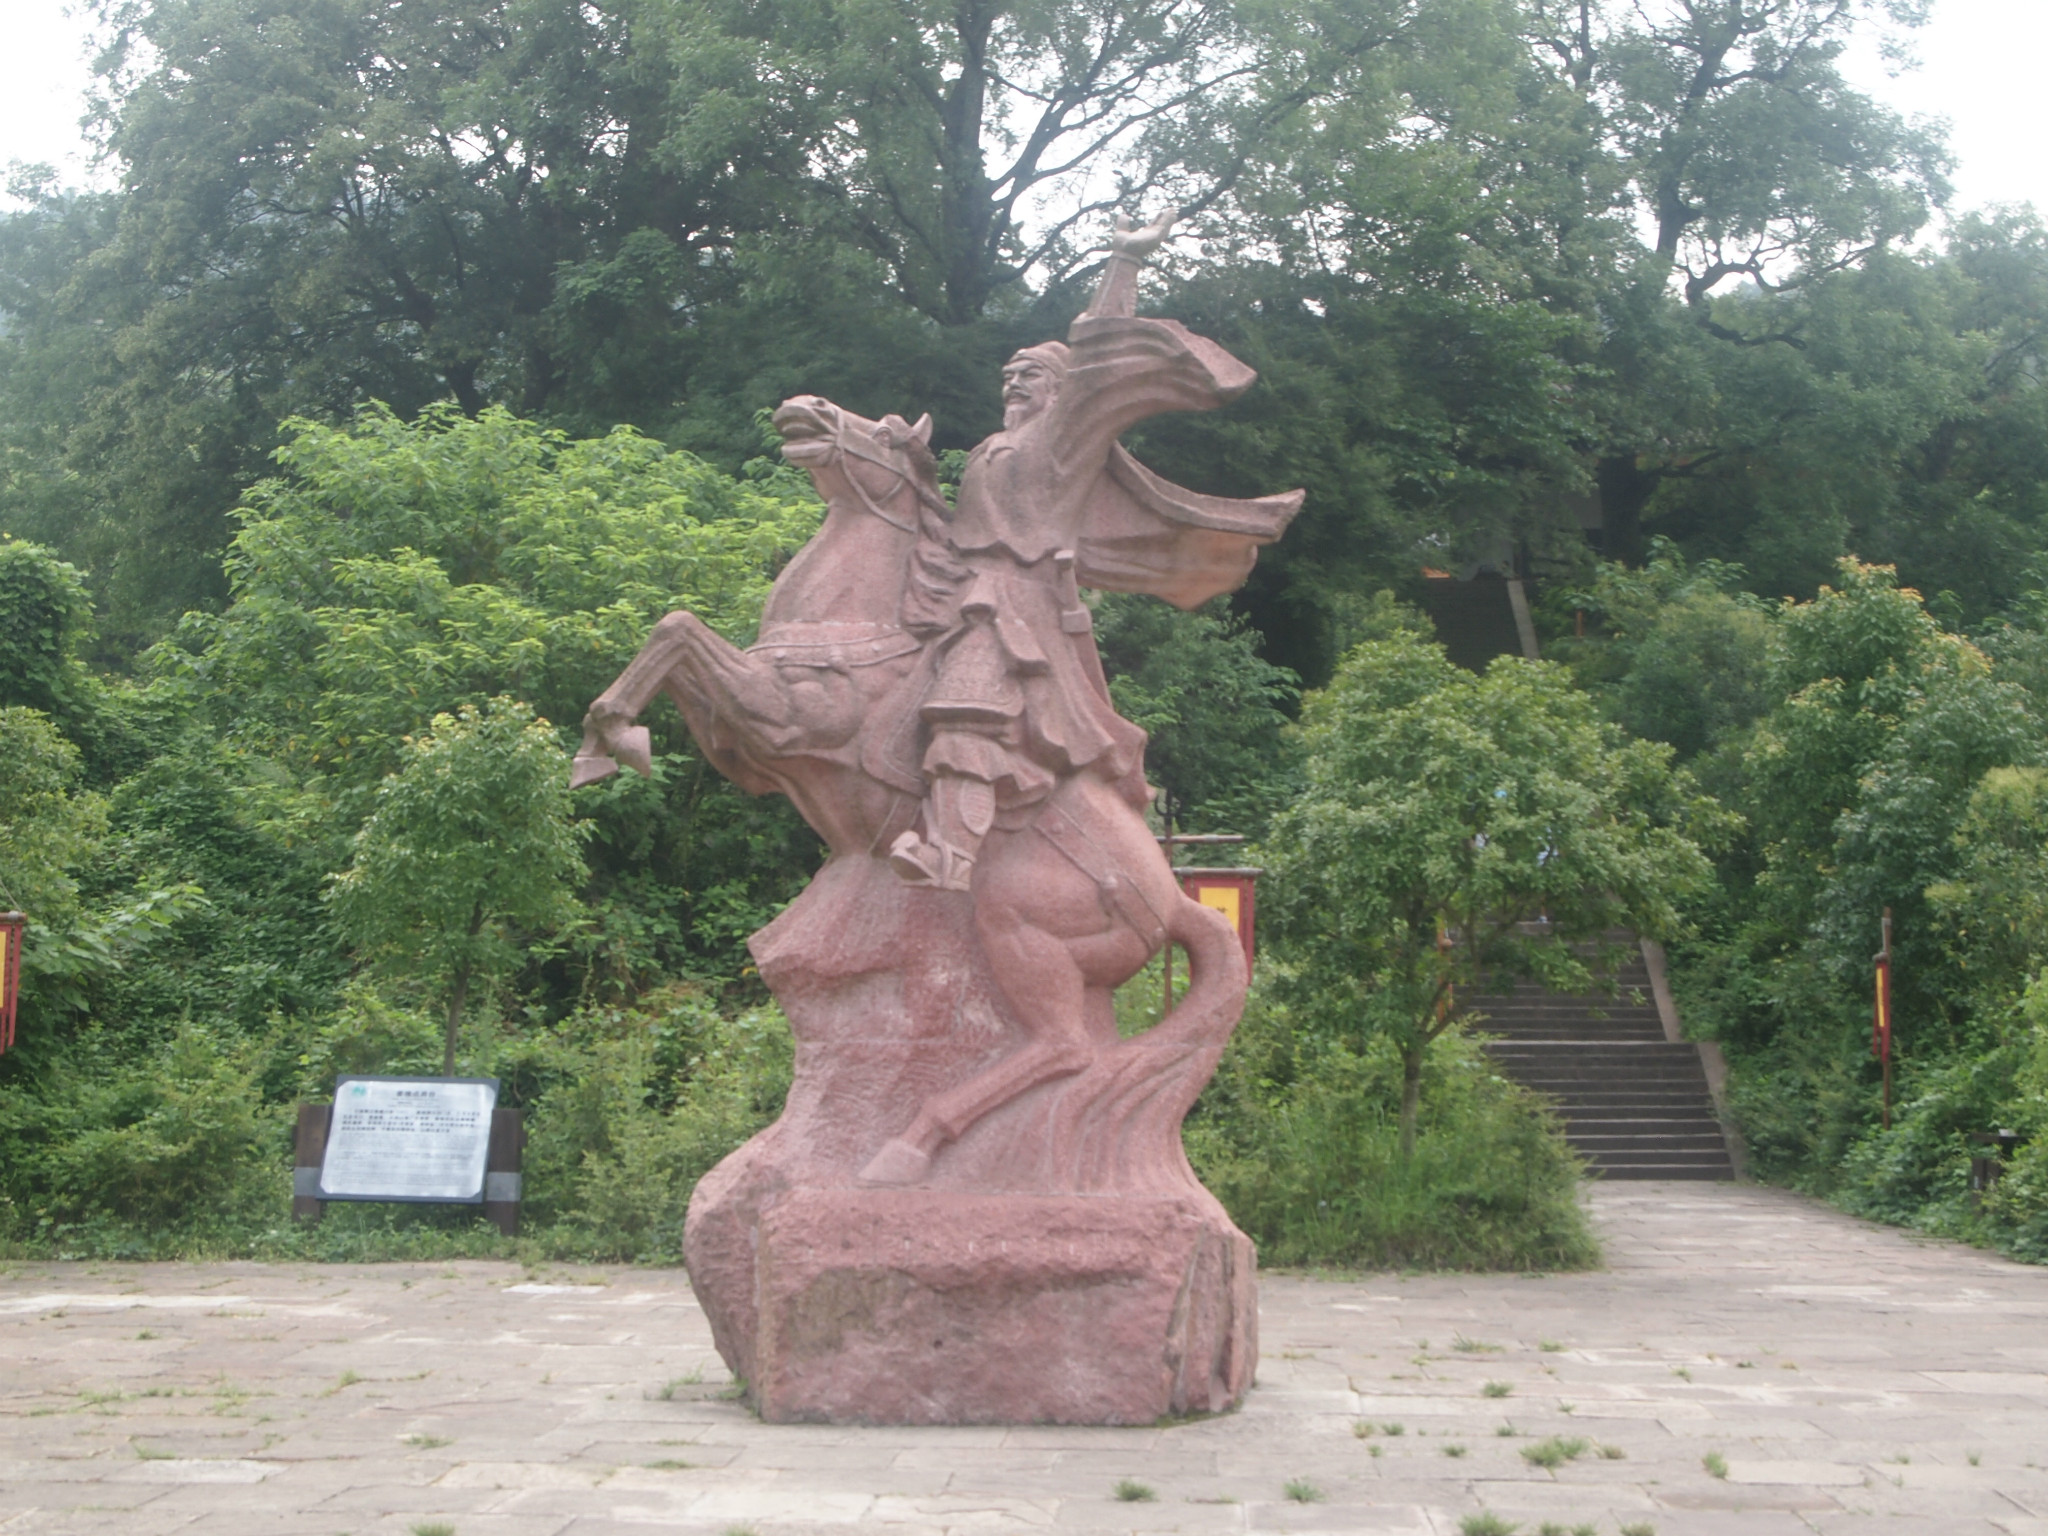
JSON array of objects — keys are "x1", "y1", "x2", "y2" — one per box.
[{"x1": 574, "y1": 212, "x2": 1302, "y2": 1424}]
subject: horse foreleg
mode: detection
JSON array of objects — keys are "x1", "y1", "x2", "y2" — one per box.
[{"x1": 573, "y1": 611, "x2": 783, "y2": 787}]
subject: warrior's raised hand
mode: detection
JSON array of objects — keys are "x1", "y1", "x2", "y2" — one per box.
[
  {"x1": 1085, "y1": 209, "x2": 1179, "y2": 319},
  {"x1": 1109, "y1": 209, "x2": 1177, "y2": 262}
]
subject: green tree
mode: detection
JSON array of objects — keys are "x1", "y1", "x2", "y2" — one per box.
[
  {"x1": 1644, "y1": 214, "x2": 2048, "y2": 610},
  {"x1": 329, "y1": 699, "x2": 588, "y2": 1075},
  {"x1": 0, "y1": 707, "x2": 107, "y2": 934},
  {"x1": 1666, "y1": 561, "x2": 2046, "y2": 1182},
  {"x1": 1262, "y1": 629, "x2": 1728, "y2": 1154},
  {"x1": 1092, "y1": 593, "x2": 1300, "y2": 837},
  {"x1": 669, "y1": 0, "x2": 1414, "y2": 326},
  {"x1": 0, "y1": 540, "x2": 97, "y2": 724},
  {"x1": 159, "y1": 403, "x2": 822, "y2": 983},
  {"x1": 1927, "y1": 768, "x2": 2048, "y2": 1033}
]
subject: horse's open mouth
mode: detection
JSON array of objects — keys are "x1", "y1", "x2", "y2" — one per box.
[{"x1": 773, "y1": 397, "x2": 836, "y2": 462}]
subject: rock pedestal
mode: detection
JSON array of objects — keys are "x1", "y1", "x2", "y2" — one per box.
[
  {"x1": 681, "y1": 855, "x2": 1259, "y2": 1424},
  {"x1": 737, "y1": 1190, "x2": 1254, "y2": 1424}
]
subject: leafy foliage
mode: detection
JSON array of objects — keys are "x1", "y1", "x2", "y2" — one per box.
[
  {"x1": 1261, "y1": 626, "x2": 1728, "y2": 1151},
  {"x1": 1093, "y1": 592, "x2": 1300, "y2": 836},
  {"x1": 1187, "y1": 991, "x2": 1598, "y2": 1271},
  {"x1": 165, "y1": 403, "x2": 824, "y2": 981},
  {"x1": 330, "y1": 699, "x2": 587, "y2": 1073}
]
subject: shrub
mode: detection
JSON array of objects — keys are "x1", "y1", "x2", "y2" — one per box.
[
  {"x1": 0, "y1": 1023, "x2": 280, "y2": 1250},
  {"x1": 516, "y1": 986, "x2": 793, "y2": 1261},
  {"x1": 1187, "y1": 988, "x2": 1598, "y2": 1271}
]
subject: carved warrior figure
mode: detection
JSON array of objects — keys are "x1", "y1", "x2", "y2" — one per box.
[{"x1": 878, "y1": 212, "x2": 1300, "y2": 896}]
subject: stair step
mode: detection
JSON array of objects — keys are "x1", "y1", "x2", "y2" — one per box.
[{"x1": 1468, "y1": 965, "x2": 1736, "y2": 1180}]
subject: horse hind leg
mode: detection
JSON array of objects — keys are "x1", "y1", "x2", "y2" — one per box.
[{"x1": 858, "y1": 908, "x2": 1097, "y2": 1186}]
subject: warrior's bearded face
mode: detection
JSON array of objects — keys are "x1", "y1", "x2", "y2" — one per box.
[{"x1": 1001, "y1": 356, "x2": 1060, "y2": 431}]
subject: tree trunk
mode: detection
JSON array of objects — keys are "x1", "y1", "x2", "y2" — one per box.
[
  {"x1": 442, "y1": 960, "x2": 471, "y2": 1078},
  {"x1": 442, "y1": 902, "x2": 486, "y2": 1077},
  {"x1": 1398, "y1": 1040, "x2": 1424, "y2": 1161}
]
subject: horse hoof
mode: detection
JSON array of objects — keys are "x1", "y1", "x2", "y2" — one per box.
[
  {"x1": 614, "y1": 725, "x2": 653, "y2": 778},
  {"x1": 858, "y1": 1137, "x2": 931, "y2": 1186},
  {"x1": 570, "y1": 753, "x2": 619, "y2": 789}
]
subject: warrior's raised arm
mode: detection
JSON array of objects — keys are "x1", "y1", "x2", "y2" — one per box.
[{"x1": 1083, "y1": 210, "x2": 1177, "y2": 321}]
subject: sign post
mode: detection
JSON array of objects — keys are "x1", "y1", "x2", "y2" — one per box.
[
  {"x1": 295, "y1": 1076, "x2": 525, "y2": 1235},
  {"x1": 1873, "y1": 907, "x2": 1893, "y2": 1131},
  {"x1": 0, "y1": 912, "x2": 23, "y2": 1055}
]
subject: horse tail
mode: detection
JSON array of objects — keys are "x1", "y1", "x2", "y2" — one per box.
[{"x1": 1149, "y1": 892, "x2": 1249, "y2": 1054}]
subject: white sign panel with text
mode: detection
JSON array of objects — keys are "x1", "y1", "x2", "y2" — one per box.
[{"x1": 317, "y1": 1076, "x2": 499, "y2": 1203}]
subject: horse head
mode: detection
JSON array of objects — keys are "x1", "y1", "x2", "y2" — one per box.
[{"x1": 773, "y1": 396, "x2": 942, "y2": 535}]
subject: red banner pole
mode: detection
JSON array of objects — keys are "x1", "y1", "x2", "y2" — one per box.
[
  {"x1": 1874, "y1": 906, "x2": 1893, "y2": 1131},
  {"x1": 0, "y1": 912, "x2": 24, "y2": 1055}
]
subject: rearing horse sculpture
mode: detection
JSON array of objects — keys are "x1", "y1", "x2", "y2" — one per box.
[
  {"x1": 576, "y1": 391, "x2": 1256, "y2": 1189},
  {"x1": 578, "y1": 214, "x2": 1303, "y2": 1426}
]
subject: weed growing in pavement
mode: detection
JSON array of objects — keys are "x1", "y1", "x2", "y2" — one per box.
[
  {"x1": 402, "y1": 1434, "x2": 451, "y2": 1450},
  {"x1": 1454, "y1": 1335, "x2": 1503, "y2": 1352},
  {"x1": 1482, "y1": 1380, "x2": 1513, "y2": 1398},
  {"x1": 410, "y1": 1525, "x2": 455, "y2": 1536},
  {"x1": 1113, "y1": 1480, "x2": 1156, "y2": 1502},
  {"x1": 1619, "y1": 1524, "x2": 1657, "y2": 1536},
  {"x1": 1443, "y1": 1443, "x2": 1468, "y2": 1457},
  {"x1": 1969, "y1": 1451, "x2": 1982, "y2": 1466},
  {"x1": 1520, "y1": 1436, "x2": 1589, "y2": 1470},
  {"x1": 1381, "y1": 1421, "x2": 1406, "y2": 1435},
  {"x1": 1599, "y1": 1443, "x2": 1626, "y2": 1459},
  {"x1": 1283, "y1": 1478, "x2": 1324, "y2": 1502},
  {"x1": 645, "y1": 1459, "x2": 690, "y2": 1471},
  {"x1": 1702, "y1": 1451, "x2": 1728, "y2": 1478},
  {"x1": 1496, "y1": 1423, "x2": 1518, "y2": 1436},
  {"x1": 322, "y1": 1370, "x2": 364, "y2": 1396},
  {"x1": 1459, "y1": 1515, "x2": 1518, "y2": 1535},
  {"x1": 1539, "y1": 1339, "x2": 1564, "y2": 1352}
]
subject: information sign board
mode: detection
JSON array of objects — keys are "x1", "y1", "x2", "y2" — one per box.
[{"x1": 316, "y1": 1076, "x2": 499, "y2": 1203}]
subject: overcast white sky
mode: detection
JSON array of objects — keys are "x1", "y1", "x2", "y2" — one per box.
[{"x1": 1, "y1": 0, "x2": 2042, "y2": 229}]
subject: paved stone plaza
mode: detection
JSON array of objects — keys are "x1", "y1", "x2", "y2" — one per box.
[{"x1": 1, "y1": 1181, "x2": 2045, "y2": 1535}]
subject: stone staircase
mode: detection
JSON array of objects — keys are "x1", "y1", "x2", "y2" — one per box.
[{"x1": 1469, "y1": 948, "x2": 1737, "y2": 1180}]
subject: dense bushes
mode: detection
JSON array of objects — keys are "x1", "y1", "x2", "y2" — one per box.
[{"x1": 1188, "y1": 988, "x2": 1597, "y2": 1271}]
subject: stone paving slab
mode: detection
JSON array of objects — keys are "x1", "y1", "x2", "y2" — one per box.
[{"x1": 1, "y1": 1182, "x2": 2046, "y2": 1533}]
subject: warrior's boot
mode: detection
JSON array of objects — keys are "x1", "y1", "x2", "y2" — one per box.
[{"x1": 888, "y1": 770, "x2": 997, "y2": 892}]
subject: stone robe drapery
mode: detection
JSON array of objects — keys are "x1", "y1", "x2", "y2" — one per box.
[{"x1": 861, "y1": 313, "x2": 1303, "y2": 819}]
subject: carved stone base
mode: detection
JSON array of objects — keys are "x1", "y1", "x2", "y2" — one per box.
[{"x1": 702, "y1": 1187, "x2": 1256, "y2": 1425}]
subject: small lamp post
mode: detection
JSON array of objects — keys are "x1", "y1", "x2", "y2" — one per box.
[{"x1": 1873, "y1": 906, "x2": 1893, "y2": 1130}]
